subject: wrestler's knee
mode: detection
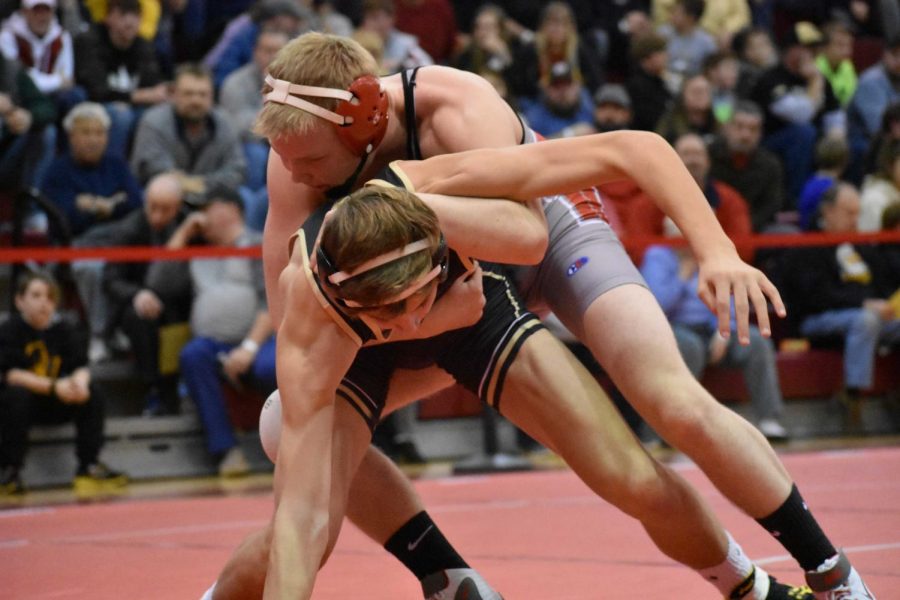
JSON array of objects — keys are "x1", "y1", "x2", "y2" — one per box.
[
  {"x1": 602, "y1": 460, "x2": 683, "y2": 521},
  {"x1": 652, "y1": 380, "x2": 737, "y2": 450},
  {"x1": 249, "y1": 523, "x2": 274, "y2": 569}
]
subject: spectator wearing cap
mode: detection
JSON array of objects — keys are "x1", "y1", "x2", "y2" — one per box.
[
  {"x1": 626, "y1": 31, "x2": 673, "y2": 131},
  {"x1": 520, "y1": 60, "x2": 595, "y2": 139},
  {"x1": 357, "y1": 0, "x2": 433, "y2": 74},
  {"x1": 847, "y1": 34, "x2": 900, "y2": 183},
  {"x1": 0, "y1": 0, "x2": 85, "y2": 116},
  {"x1": 73, "y1": 0, "x2": 168, "y2": 159},
  {"x1": 130, "y1": 63, "x2": 246, "y2": 207},
  {"x1": 205, "y1": 0, "x2": 313, "y2": 90},
  {"x1": 593, "y1": 83, "x2": 632, "y2": 132},
  {"x1": 591, "y1": 83, "x2": 637, "y2": 238},
  {"x1": 172, "y1": 186, "x2": 275, "y2": 477},
  {"x1": 749, "y1": 21, "x2": 842, "y2": 203}
]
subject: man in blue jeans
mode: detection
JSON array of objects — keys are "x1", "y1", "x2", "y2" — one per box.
[
  {"x1": 641, "y1": 218, "x2": 788, "y2": 440},
  {"x1": 172, "y1": 187, "x2": 276, "y2": 476},
  {"x1": 786, "y1": 182, "x2": 900, "y2": 398}
]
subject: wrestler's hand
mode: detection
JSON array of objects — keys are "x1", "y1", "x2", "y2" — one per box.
[
  {"x1": 696, "y1": 253, "x2": 786, "y2": 346},
  {"x1": 707, "y1": 331, "x2": 729, "y2": 365},
  {"x1": 442, "y1": 261, "x2": 485, "y2": 329},
  {"x1": 412, "y1": 262, "x2": 485, "y2": 338}
]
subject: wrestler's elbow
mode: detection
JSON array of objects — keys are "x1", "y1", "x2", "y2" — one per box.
[
  {"x1": 516, "y1": 201, "x2": 548, "y2": 264},
  {"x1": 603, "y1": 129, "x2": 665, "y2": 147},
  {"x1": 518, "y1": 223, "x2": 548, "y2": 264},
  {"x1": 523, "y1": 224, "x2": 549, "y2": 265},
  {"x1": 596, "y1": 130, "x2": 669, "y2": 177}
]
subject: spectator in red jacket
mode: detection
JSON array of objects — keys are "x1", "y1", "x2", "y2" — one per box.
[
  {"x1": 393, "y1": 0, "x2": 457, "y2": 64},
  {"x1": 630, "y1": 132, "x2": 753, "y2": 262}
]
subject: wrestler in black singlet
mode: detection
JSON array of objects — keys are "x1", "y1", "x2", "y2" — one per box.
[{"x1": 294, "y1": 162, "x2": 544, "y2": 432}]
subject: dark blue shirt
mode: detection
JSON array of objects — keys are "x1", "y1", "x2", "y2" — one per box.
[{"x1": 42, "y1": 152, "x2": 143, "y2": 238}]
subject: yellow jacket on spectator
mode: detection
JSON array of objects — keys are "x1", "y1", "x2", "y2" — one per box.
[
  {"x1": 653, "y1": 0, "x2": 750, "y2": 39},
  {"x1": 84, "y1": 0, "x2": 161, "y2": 40}
]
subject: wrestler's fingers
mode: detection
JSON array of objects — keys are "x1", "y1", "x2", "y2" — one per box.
[
  {"x1": 749, "y1": 282, "x2": 772, "y2": 337},
  {"x1": 714, "y1": 277, "x2": 732, "y2": 340},
  {"x1": 697, "y1": 278, "x2": 716, "y2": 314},
  {"x1": 760, "y1": 275, "x2": 787, "y2": 318},
  {"x1": 732, "y1": 280, "x2": 750, "y2": 345}
]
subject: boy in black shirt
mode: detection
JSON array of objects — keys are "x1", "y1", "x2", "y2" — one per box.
[{"x1": 0, "y1": 270, "x2": 127, "y2": 495}]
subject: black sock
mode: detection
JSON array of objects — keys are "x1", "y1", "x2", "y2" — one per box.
[
  {"x1": 756, "y1": 484, "x2": 837, "y2": 571},
  {"x1": 383, "y1": 511, "x2": 468, "y2": 580}
]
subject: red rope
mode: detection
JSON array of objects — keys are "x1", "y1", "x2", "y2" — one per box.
[
  {"x1": 622, "y1": 230, "x2": 900, "y2": 252},
  {"x1": 0, "y1": 245, "x2": 261, "y2": 264},
  {"x1": 1, "y1": 231, "x2": 899, "y2": 264}
]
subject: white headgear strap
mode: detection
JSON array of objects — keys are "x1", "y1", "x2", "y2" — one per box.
[
  {"x1": 342, "y1": 264, "x2": 443, "y2": 308},
  {"x1": 328, "y1": 239, "x2": 431, "y2": 285},
  {"x1": 263, "y1": 74, "x2": 355, "y2": 126}
]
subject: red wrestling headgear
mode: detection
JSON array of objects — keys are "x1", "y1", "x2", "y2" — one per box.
[{"x1": 263, "y1": 74, "x2": 389, "y2": 156}]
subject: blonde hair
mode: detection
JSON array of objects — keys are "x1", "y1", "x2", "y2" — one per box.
[
  {"x1": 321, "y1": 185, "x2": 441, "y2": 312},
  {"x1": 535, "y1": 2, "x2": 582, "y2": 88},
  {"x1": 254, "y1": 32, "x2": 380, "y2": 141}
]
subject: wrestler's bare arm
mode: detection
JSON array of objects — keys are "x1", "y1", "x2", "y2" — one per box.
[
  {"x1": 263, "y1": 154, "x2": 320, "y2": 327},
  {"x1": 418, "y1": 192, "x2": 546, "y2": 265},
  {"x1": 409, "y1": 131, "x2": 787, "y2": 341},
  {"x1": 265, "y1": 253, "x2": 359, "y2": 599},
  {"x1": 412, "y1": 132, "x2": 716, "y2": 227},
  {"x1": 412, "y1": 68, "x2": 549, "y2": 235}
]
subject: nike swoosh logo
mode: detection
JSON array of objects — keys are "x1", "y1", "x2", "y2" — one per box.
[{"x1": 407, "y1": 524, "x2": 434, "y2": 551}]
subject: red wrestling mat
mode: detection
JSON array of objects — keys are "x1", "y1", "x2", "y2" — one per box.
[{"x1": 3, "y1": 447, "x2": 899, "y2": 599}]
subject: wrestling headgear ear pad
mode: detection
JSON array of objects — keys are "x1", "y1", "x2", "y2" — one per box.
[
  {"x1": 334, "y1": 75, "x2": 389, "y2": 156},
  {"x1": 263, "y1": 74, "x2": 389, "y2": 156}
]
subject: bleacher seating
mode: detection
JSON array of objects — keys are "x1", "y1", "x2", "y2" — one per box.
[{"x1": 418, "y1": 344, "x2": 900, "y2": 419}]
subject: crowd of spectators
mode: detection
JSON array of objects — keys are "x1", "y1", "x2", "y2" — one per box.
[{"x1": 2, "y1": 0, "x2": 900, "y2": 487}]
